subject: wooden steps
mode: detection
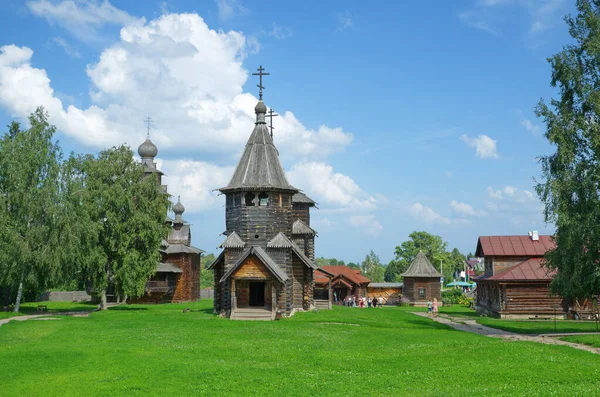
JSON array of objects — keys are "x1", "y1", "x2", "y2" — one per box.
[
  {"x1": 231, "y1": 307, "x2": 273, "y2": 321},
  {"x1": 314, "y1": 299, "x2": 330, "y2": 310}
]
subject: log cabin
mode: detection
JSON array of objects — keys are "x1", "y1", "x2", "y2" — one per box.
[
  {"x1": 474, "y1": 233, "x2": 561, "y2": 319},
  {"x1": 401, "y1": 251, "x2": 442, "y2": 306},
  {"x1": 208, "y1": 96, "x2": 319, "y2": 320},
  {"x1": 367, "y1": 283, "x2": 403, "y2": 305},
  {"x1": 315, "y1": 266, "x2": 371, "y2": 304}
]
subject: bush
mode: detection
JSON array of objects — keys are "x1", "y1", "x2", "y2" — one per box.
[{"x1": 442, "y1": 289, "x2": 464, "y2": 305}]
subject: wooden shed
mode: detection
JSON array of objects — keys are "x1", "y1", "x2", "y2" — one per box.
[
  {"x1": 367, "y1": 283, "x2": 403, "y2": 305},
  {"x1": 401, "y1": 251, "x2": 442, "y2": 306}
]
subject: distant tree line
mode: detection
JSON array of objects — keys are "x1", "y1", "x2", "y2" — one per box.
[
  {"x1": 0, "y1": 108, "x2": 169, "y2": 312},
  {"x1": 314, "y1": 231, "x2": 469, "y2": 284}
]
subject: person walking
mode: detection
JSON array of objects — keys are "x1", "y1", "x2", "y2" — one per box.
[
  {"x1": 378, "y1": 296, "x2": 383, "y2": 308},
  {"x1": 359, "y1": 296, "x2": 364, "y2": 309},
  {"x1": 368, "y1": 297, "x2": 372, "y2": 308},
  {"x1": 432, "y1": 298, "x2": 439, "y2": 317},
  {"x1": 427, "y1": 299, "x2": 433, "y2": 317}
]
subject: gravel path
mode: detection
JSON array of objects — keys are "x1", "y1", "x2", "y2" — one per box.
[
  {"x1": 0, "y1": 311, "x2": 93, "y2": 328},
  {"x1": 413, "y1": 312, "x2": 600, "y2": 355}
]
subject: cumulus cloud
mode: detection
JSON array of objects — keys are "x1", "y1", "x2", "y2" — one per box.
[
  {"x1": 449, "y1": 200, "x2": 486, "y2": 217},
  {"x1": 156, "y1": 159, "x2": 233, "y2": 214},
  {"x1": 348, "y1": 215, "x2": 383, "y2": 237},
  {"x1": 26, "y1": 0, "x2": 137, "y2": 42},
  {"x1": 460, "y1": 134, "x2": 499, "y2": 159},
  {"x1": 0, "y1": 13, "x2": 352, "y2": 158},
  {"x1": 287, "y1": 162, "x2": 379, "y2": 211},
  {"x1": 487, "y1": 185, "x2": 533, "y2": 202},
  {"x1": 408, "y1": 203, "x2": 451, "y2": 225}
]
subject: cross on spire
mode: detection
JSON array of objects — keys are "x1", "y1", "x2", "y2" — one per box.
[
  {"x1": 252, "y1": 65, "x2": 270, "y2": 100},
  {"x1": 267, "y1": 108, "x2": 278, "y2": 139},
  {"x1": 143, "y1": 116, "x2": 154, "y2": 137}
]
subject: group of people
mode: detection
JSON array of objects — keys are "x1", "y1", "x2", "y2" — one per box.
[
  {"x1": 427, "y1": 298, "x2": 439, "y2": 317},
  {"x1": 336, "y1": 293, "x2": 384, "y2": 308}
]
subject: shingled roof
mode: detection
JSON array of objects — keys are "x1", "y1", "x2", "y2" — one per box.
[
  {"x1": 220, "y1": 101, "x2": 298, "y2": 193},
  {"x1": 219, "y1": 246, "x2": 288, "y2": 283},
  {"x1": 292, "y1": 192, "x2": 317, "y2": 206},
  {"x1": 475, "y1": 235, "x2": 555, "y2": 257},
  {"x1": 219, "y1": 231, "x2": 245, "y2": 249},
  {"x1": 401, "y1": 251, "x2": 442, "y2": 278},
  {"x1": 321, "y1": 266, "x2": 371, "y2": 285},
  {"x1": 483, "y1": 258, "x2": 555, "y2": 281},
  {"x1": 292, "y1": 219, "x2": 316, "y2": 236}
]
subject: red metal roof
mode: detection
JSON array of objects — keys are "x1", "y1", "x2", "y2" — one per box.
[
  {"x1": 486, "y1": 258, "x2": 555, "y2": 281},
  {"x1": 314, "y1": 269, "x2": 331, "y2": 285},
  {"x1": 321, "y1": 266, "x2": 371, "y2": 285},
  {"x1": 476, "y1": 235, "x2": 555, "y2": 257}
]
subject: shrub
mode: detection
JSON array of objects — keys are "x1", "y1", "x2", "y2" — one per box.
[{"x1": 442, "y1": 289, "x2": 464, "y2": 305}]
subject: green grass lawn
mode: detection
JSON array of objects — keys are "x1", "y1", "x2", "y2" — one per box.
[
  {"x1": 477, "y1": 317, "x2": 600, "y2": 334},
  {"x1": 0, "y1": 301, "x2": 97, "y2": 319},
  {"x1": 1, "y1": 301, "x2": 599, "y2": 396},
  {"x1": 561, "y1": 335, "x2": 600, "y2": 348}
]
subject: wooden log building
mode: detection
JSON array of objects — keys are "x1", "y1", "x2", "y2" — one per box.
[
  {"x1": 401, "y1": 250, "x2": 442, "y2": 306},
  {"x1": 474, "y1": 233, "x2": 561, "y2": 319},
  {"x1": 315, "y1": 266, "x2": 371, "y2": 303},
  {"x1": 129, "y1": 137, "x2": 204, "y2": 303},
  {"x1": 208, "y1": 87, "x2": 319, "y2": 320}
]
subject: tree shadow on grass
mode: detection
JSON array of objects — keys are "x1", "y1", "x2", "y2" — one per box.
[{"x1": 108, "y1": 306, "x2": 148, "y2": 311}]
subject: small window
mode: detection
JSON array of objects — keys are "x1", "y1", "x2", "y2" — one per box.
[
  {"x1": 258, "y1": 192, "x2": 269, "y2": 206},
  {"x1": 234, "y1": 194, "x2": 241, "y2": 206},
  {"x1": 255, "y1": 234, "x2": 259, "y2": 239},
  {"x1": 418, "y1": 288, "x2": 426, "y2": 299},
  {"x1": 282, "y1": 194, "x2": 290, "y2": 207},
  {"x1": 245, "y1": 192, "x2": 255, "y2": 206}
]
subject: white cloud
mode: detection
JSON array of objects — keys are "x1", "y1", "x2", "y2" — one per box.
[
  {"x1": 157, "y1": 158, "x2": 233, "y2": 214},
  {"x1": 450, "y1": 200, "x2": 486, "y2": 217},
  {"x1": 408, "y1": 203, "x2": 451, "y2": 225},
  {"x1": 337, "y1": 10, "x2": 353, "y2": 30},
  {"x1": 460, "y1": 134, "x2": 499, "y2": 159},
  {"x1": 0, "y1": 13, "x2": 352, "y2": 158},
  {"x1": 268, "y1": 23, "x2": 292, "y2": 40},
  {"x1": 349, "y1": 215, "x2": 383, "y2": 237},
  {"x1": 215, "y1": 0, "x2": 246, "y2": 21},
  {"x1": 521, "y1": 118, "x2": 540, "y2": 135},
  {"x1": 26, "y1": 0, "x2": 137, "y2": 42},
  {"x1": 458, "y1": 0, "x2": 567, "y2": 43},
  {"x1": 287, "y1": 162, "x2": 379, "y2": 211},
  {"x1": 487, "y1": 185, "x2": 533, "y2": 202},
  {"x1": 50, "y1": 37, "x2": 81, "y2": 58}
]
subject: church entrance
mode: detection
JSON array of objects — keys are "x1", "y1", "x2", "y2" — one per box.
[{"x1": 249, "y1": 282, "x2": 265, "y2": 306}]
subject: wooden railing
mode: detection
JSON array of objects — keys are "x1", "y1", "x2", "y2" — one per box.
[{"x1": 146, "y1": 280, "x2": 177, "y2": 293}]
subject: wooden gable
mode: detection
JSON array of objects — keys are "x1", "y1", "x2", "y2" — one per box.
[{"x1": 232, "y1": 255, "x2": 273, "y2": 280}]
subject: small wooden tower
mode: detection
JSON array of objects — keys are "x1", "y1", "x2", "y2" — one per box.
[
  {"x1": 208, "y1": 68, "x2": 318, "y2": 319},
  {"x1": 401, "y1": 251, "x2": 442, "y2": 306}
]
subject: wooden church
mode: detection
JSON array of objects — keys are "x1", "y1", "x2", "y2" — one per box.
[{"x1": 208, "y1": 68, "x2": 318, "y2": 320}]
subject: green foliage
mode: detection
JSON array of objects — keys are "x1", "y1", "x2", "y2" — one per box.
[
  {"x1": 1, "y1": 301, "x2": 599, "y2": 395},
  {"x1": 200, "y1": 253, "x2": 216, "y2": 289},
  {"x1": 0, "y1": 108, "x2": 64, "y2": 311},
  {"x1": 536, "y1": 0, "x2": 600, "y2": 299},
  {"x1": 316, "y1": 257, "x2": 345, "y2": 267},
  {"x1": 69, "y1": 146, "x2": 170, "y2": 305},
  {"x1": 442, "y1": 288, "x2": 464, "y2": 305},
  {"x1": 360, "y1": 250, "x2": 384, "y2": 282},
  {"x1": 346, "y1": 262, "x2": 359, "y2": 269},
  {"x1": 386, "y1": 231, "x2": 466, "y2": 283}
]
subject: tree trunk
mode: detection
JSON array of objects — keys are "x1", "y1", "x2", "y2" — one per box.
[
  {"x1": 116, "y1": 294, "x2": 121, "y2": 304},
  {"x1": 100, "y1": 290, "x2": 108, "y2": 310},
  {"x1": 123, "y1": 294, "x2": 128, "y2": 304},
  {"x1": 14, "y1": 271, "x2": 24, "y2": 313}
]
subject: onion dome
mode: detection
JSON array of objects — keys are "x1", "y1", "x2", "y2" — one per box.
[
  {"x1": 138, "y1": 137, "x2": 158, "y2": 159},
  {"x1": 173, "y1": 196, "x2": 185, "y2": 224}
]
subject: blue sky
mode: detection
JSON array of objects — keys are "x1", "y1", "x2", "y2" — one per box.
[{"x1": 0, "y1": 0, "x2": 575, "y2": 263}]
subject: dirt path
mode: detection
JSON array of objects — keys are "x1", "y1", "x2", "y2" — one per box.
[
  {"x1": 0, "y1": 311, "x2": 93, "y2": 329},
  {"x1": 413, "y1": 312, "x2": 600, "y2": 355}
]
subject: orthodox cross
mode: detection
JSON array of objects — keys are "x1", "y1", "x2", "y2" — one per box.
[
  {"x1": 144, "y1": 116, "x2": 154, "y2": 137},
  {"x1": 267, "y1": 108, "x2": 278, "y2": 139},
  {"x1": 252, "y1": 65, "x2": 270, "y2": 100}
]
